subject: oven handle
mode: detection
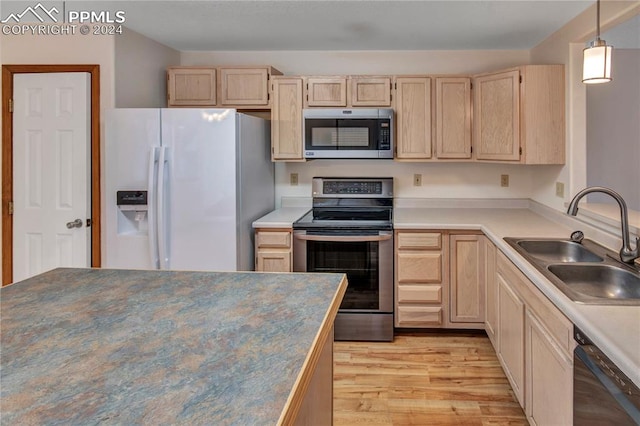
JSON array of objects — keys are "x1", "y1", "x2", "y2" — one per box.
[{"x1": 294, "y1": 233, "x2": 392, "y2": 243}]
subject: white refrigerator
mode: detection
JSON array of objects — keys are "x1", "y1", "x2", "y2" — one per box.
[{"x1": 104, "y1": 108, "x2": 274, "y2": 271}]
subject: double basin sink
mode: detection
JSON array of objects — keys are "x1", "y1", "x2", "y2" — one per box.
[{"x1": 504, "y1": 237, "x2": 640, "y2": 305}]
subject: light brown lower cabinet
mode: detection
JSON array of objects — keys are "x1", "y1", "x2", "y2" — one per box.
[
  {"x1": 254, "y1": 229, "x2": 292, "y2": 272},
  {"x1": 449, "y1": 234, "x2": 486, "y2": 325},
  {"x1": 496, "y1": 270, "x2": 526, "y2": 405},
  {"x1": 525, "y1": 310, "x2": 573, "y2": 425},
  {"x1": 493, "y1": 250, "x2": 575, "y2": 424},
  {"x1": 395, "y1": 231, "x2": 446, "y2": 327},
  {"x1": 484, "y1": 238, "x2": 498, "y2": 347},
  {"x1": 395, "y1": 230, "x2": 486, "y2": 329}
]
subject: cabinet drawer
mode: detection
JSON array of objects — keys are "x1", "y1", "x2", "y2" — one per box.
[
  {"x1": 397, "y1": 232, "x2": 442, "y2": 249},
  {"x1": 397, "y1": 306, "x2": 442, "y2": 326},
  {"x1": 256, "y1": 231, "x2": 291, "y2": 248},
  {"x1": 398, "y1": 285, "x2": 442, "y2": 303},
  {"x1": 397, "y1": 252, "x2": 442, "y2": 283}
]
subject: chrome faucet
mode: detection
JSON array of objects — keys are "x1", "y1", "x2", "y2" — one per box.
[{"x1": 567, "y1": 186, "x2": 640, "y2": 264}]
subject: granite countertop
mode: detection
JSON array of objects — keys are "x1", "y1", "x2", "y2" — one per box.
[
  {"x1": 1, "y1": 268, "x2": 347, "y2": 425},
  {"x1": 252, "y1": 203, "x2": 640, "y2": 387}
]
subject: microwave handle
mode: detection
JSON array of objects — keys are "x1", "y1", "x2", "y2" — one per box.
[{"x1": 294, "y1": 233, "x2": 392, "y2": 243}]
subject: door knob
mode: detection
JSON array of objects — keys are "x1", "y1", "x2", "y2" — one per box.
[{"x1": 66, "y1": 219, "x2": 83, "y2": 229}]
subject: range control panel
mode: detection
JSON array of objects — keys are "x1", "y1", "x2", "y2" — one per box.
[
  {"x1": 323, "y1": 181, "x2": 382, "y2": 195},
  {"x1": 312, "y1": 178, "x2": 393, "y2": 198}
]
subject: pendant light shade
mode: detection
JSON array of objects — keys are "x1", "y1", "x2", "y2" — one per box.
[{"x1": 582, "y1": 0, "x2": 613, "y2": 84}]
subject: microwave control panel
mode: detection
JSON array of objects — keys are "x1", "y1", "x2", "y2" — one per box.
[{"x1": 379, "y1": 122, "x2": 391, "y2": 150}]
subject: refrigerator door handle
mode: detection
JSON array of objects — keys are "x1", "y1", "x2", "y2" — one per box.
[
  {"x1": 147, "y1": 147, "x2": 160, "y2": 269},
  {"x1": 157, "y1": 146, "x2": 170, "y2": 269}
]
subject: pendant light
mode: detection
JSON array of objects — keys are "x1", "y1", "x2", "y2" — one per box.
[{"x1": 582, "y1": 0, "x2": 613, "y2": 84}]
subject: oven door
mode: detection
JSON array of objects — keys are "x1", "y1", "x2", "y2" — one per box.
[{"x1": 293, "y1": 229, "x2": 393, "y2": 313}]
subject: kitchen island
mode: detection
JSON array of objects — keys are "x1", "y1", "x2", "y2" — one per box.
[{"x1": 1, "y1": 268, "x2": 347, "y2": 425}]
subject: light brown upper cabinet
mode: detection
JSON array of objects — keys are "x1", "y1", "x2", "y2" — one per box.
[
  {"x1": 271, "y1": 77, "x2": 304, "y2": 161},
  {"x1": 350, "y1": 76, "x2": 392, "y2": 106},
  {"x1": 435, "y1": 77, "x2": 472, "y2": 159},
  {"x1": 218, "y1": 66, "x2": 281, "y2": 107},
  {"x1": 394, "y1": 76, "x2": 432, "y2": 160},
  {"x1": 167, "y1": 65, "x2": 281, "y2": 109},
  {"x1": 304, "y1": 76, "x2": 348, "y2": 107},
  {"x1": 473, "y1": 65, "x2": 565, "y2": 164},
  {"x1": 167, "y1": 67, "x2": 217, "y2": 107}
]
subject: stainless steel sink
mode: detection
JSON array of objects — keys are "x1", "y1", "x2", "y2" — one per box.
[
  {"x1": 516, "y1": 240, "x2": 603, "y2": 263},
  {"x1": 548, "y1": 264, "x2": 640, "y2": 300},
  {"x1": 504, "y1": 237, "x2": 640, "y2": 306}
]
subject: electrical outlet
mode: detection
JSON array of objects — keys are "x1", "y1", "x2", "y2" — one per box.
[
  {"x1": 290, "y1": 173, "x2": 298, "y2": 186},
  {"x1": 500, "y1": 174, "x2": 509, "y2": 187},
  {"x1": 413, "y1": 174, "x2": 422, "y2": 186},
  {"x1": 556, "y1": 182, "x2": 565, "y2": 198}
]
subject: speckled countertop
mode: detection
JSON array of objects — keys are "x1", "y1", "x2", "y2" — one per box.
[{"x1": 1, "y1": 268, "x2": 346, "y2": 425}]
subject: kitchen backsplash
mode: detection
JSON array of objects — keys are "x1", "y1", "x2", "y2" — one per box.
[{"x1": 275, "y1": 160, "x2": 535, "y2": 208}]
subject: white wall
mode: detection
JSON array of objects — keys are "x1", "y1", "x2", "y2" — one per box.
[
  {"x1": 181, "y1": 49, "x2": 533, "y2": 204},
  {"x1": 586, "y1": 49, "x2": 640, "y2": 210},
  {"x1": 530, "y1": 1, "x2": 640, "y2": 210},
  {"x1": 115, "y1": 28, "x2": 180, "y2": 108},
  {"x1": 1, "y1": 28, "x2": 117, "y2": 280},
  {"x1": 0, "y1": 26, "x2": 179, "y2": 277},
  {"x1": 181, "y1": 50, "x2": 529, "y2": 75}
]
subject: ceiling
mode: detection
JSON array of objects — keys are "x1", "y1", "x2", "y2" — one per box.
[{"x1": 1, "y1": 0, "x2": 604, "y2": 51}]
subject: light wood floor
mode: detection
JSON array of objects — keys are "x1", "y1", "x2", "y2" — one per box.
[{"x1": 333, "y1": 332, "x2": 528, "y2": 425}]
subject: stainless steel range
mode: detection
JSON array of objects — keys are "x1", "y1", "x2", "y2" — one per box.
[{"x1": 293, "y1": 177, "x2": 394, "y2": 341}]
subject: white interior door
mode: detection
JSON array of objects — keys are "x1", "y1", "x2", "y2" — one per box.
[{"x1": 12, "y1": 73, "x2": 90, "y2": 282}]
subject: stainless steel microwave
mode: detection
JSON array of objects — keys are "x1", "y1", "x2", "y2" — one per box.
[{"x1": 303, "y1": 108, "x2": 394, "y2": 159}]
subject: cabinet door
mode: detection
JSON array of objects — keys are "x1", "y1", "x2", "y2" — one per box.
[
  {"x1": 484, "y1": 238, "x2": 498, "y2": 348},
  {"x1": 256, "y1": 251, "x2": 291, "y2": 272},
  {"x1": 219, "y1": 67, "x2": 269, "y2": 106},
  {"x1": 497, "y1": 272, "x2": 525, "y2": 406},
  {"x1": 520, "y1": 65, "x2": 565, "y2": 165},
  {"x1": 450, "y1": 235, "x2": 485, "y2": 323},
  {"x1": 167, "y1": 67, "x2": 216, "y2": 107},
  {"x1": 305, "y1": 77, "x2": 347, "y2": 107},
  {"x1": 271, "y1": 77, "x2": 304, "y2": 161},
  {"x1": 395, "y1": 77, "x2": 432, "y2": 159},
  {"x1": 525, "y1": 311, "x2": 573, "y2": 425},
  {"x1": 350, "y1": 77, "x2": 392, "y2": 106},
  {"x1": 473, "y1": 70, "x2": 520, "y2": 161},
  {"x1": 435, "y1": 77, "x2": 472, "y2": 159}
]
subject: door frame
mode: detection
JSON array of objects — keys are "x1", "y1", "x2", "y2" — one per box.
[{"x1": 2, "y1": 64, "x2": 101, "y2": 285}]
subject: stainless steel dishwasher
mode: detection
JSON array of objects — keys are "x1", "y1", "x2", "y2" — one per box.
[{"x1": 574, "y1": 326, "x2": 640, "y2": 425}]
